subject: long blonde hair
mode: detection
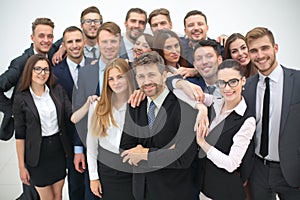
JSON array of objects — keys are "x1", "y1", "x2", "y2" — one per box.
[{"x1": 90, "y1": 58, "x2": 135, "y2": 137}]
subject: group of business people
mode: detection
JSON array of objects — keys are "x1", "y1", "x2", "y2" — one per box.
[{"x1": 0, "y1": 7, "x2": 299, "y2": 200}]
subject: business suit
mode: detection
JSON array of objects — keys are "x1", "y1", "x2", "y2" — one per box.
[
  {"x1": 244, "y1": 66, "x2": 300, "y2": 198},
  {"x1": 120, "y1": 91, "x2": 198, "y2": 200},
  {"x1": 52, "y1": 58, "x2": 87, "y2": 200},
  {"x1": 0, "y1": 42, "x2": 59, "y2": 141},
  {"x1": 198, "y1": 105, "x2": 255, "y2": 200},
  {"x1": 13, "y1": 83, "x2": 72, "y2": 165}
]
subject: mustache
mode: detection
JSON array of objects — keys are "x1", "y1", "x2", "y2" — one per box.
[{"x1": 141, "y1": 83, "x2": 157, "y2": 89}]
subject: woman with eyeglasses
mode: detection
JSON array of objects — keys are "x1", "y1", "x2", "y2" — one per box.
[
  {"x1": 13, "y1": 54, "x2": 73, "y2": 200},
  {"x1": 195, "y1": 59, "x2": 256, "y2": 199}
]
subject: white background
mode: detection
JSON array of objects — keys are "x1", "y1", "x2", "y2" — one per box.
[{"x1": 0, "y1": 0, "x2": 299, "y2": 72}]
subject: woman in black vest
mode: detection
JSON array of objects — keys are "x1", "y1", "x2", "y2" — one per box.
[{"x1": 196, "y1": 59, "x2": 256, "y2": 200}]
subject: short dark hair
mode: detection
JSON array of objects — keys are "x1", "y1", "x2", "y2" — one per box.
[
  {"x1": 133, "y1": 51, "x2": 165, "y2": 74},
  {"x1": 148, "y1": 8, "x2": 171, "y2": 25},
  {"x1": 80, "y1": 6, "x2": 102, "y2": 23},
  {"x1": 125, "y1": 8, "x2": 147, "y2": 22},
  {"x1": 62, "y1": 26, "x2": 83, "y2": 42},
  {"x1": 18, "y1": 54, "x2": 55, "y2": 92},
  {"x1": 194, "y1": 40, "x2": 221, "y2": 57},
  {"x1": 218, "y1": 59, "x2": 245, "y2": 77},
  {"x1": 184, "y1": 10, "x2": 207, "y2": 27},
  {"x1": 32, "y1": 18, "x2": 54, "y2": 34}
]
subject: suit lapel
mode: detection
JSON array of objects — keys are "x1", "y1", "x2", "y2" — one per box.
[
  {"x1": 279, "y1": 67, "x2": 293, "y2": 135},
  {"x1": 151, "y1": 92, "x2": 175, "y2": 134},
  {"x1": 23, "y1": 91, "x2": 40, "y2": 121},
  {"x1": 50, "y1": 87, "x2": 62, "y2": 128}
]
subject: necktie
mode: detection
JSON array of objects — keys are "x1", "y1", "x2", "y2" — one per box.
[
  {"x1": 148, "y1": 101, "x2": 156, "y2": 129},
  {"x1": 207, "y1": 85, "x2": 216, "y2": 95},
  {"x1": 91, "y1": 47, "x2": 97, "y2": 59},
  {"x1": 260, "y1": 77, "x2": 270, "y2": 158}
]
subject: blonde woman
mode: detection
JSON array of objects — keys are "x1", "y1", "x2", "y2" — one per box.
[{"x1": 71, "y1": 58, "x2": 135, "y2": 199}]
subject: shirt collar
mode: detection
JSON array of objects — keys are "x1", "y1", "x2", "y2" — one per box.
[
  {"x1": 258, "y1": 63, "x2": 282, "y2": 83},
  {"x1": 29, "y1": 85, "x2": 50, "y2": 98},
  {"x1": 147, "y1": 86, "x2": 170, "y2": 109},
  {"x1": 66, "y1": 57, "x2": 85, "y2": 69}
]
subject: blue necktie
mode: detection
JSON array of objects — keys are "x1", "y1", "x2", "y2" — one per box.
[{"x1": 148, "y1": 101, "x2": 156, "y2": 129}]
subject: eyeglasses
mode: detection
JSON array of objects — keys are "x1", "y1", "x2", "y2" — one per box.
[
  {"x1": 216, "y1": 78, "x2": 241, "y2": 88},
  {"x1": 33, "y1": 67, "x2": 50, "y2": 74},
  {"x1": 81, "y1": 19, "x2": 102, "y2": 25}
]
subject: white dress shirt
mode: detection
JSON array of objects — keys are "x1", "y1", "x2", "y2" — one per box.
[
  {"x1": 86, "y1": 101, "x2": 127, "y2": 180},
  {"x1": 29, "y1": 85, "x2": 59, "y2": 136},
  {"x1": 255, "y1": 64, "x2": 283, "y2": 161},
  {"x1": 203, "y1": 96, "x2": 256, "y2": 172},
  {"x1": 66, "y1": 57, "x2": 85, "y2": 88}
]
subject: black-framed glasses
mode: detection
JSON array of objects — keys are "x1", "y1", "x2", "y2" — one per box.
[
  {"x1": 33, "y1": 67, "x2": 50, "y2": 74},
  {"x1": 216, "y1": 78, "x2": 241, "y2": 88},
  {"x1": 81, "y1": 19, "x2": 102, "y2": 25}
]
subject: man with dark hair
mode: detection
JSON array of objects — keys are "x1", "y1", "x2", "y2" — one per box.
[
  {"x1": 52, "y1": 6, "x2": 103, "y2": 64},
  {"x1": 122, "y1": 8, "x2": 147, "y2": 61},
  {"x1": 148, "y1": 8, "x2": 172, "y2": 35},
  {"x1": 180, "y1": 10, "x2": 226, "y2": 72},
  {"x1": 52, "y1": 25, "x2": 97, "y2": 200},
  {"x1": 0, "y1": 17, "x2": 60, "y2": 200},
  {"x1": 121, "y1": 51, "x2": 198, "y2": 200}
]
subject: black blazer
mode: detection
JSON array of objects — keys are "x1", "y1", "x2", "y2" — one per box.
[
  {"x1": 243, "y1": 66, "x2": 300, "y2": 187},
  {"x1": 13, "y1": 84, "x2": 73, "y2": 167},
  {"x1": 0, "y1": 42, "x2": 60, "y2": 140},
  {"x1": 120, "y1": 91, "x2": 198, "y2": 200}
]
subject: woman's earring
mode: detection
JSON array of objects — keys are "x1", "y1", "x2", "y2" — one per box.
[{"x1": 242, "y1": 86, "x2": 245, "y2": 90}]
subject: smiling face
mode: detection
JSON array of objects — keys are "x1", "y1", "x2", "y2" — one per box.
[
  {"x1": 108, "y1": 68, "x2": 128, "y2": 96},
  {"x1": 133, "y1": 35, "x2": 152, "y2": 58},
  {"x1": 193, "y1": 46, "x2": 222, "y2": 84},
  {"x1": 163, "y1": 37, "x2": 180, "y2": 66},
  {"x1": 217, "y1": 68, "x2": 246, "y2": 104},
  {"x1": 229, "y1": 38, "x2": 250, "y2": 67},
  {"x1": 98, "y1": 30, "x2": 121, "y2": 63},
  {"x1": 81, "y1": 12, "x2": 102, "y2": 40},
  {"x1": 63, "y1": 30, "x2": 85, "y2": 62},
  {"x1": 31, "y1": 24, "x2": 54, "y2": 55},
  {"x1": 31, "y1": 60, "x2": 50, "y2": 87},
  {"x1": 125, "y1": 12, "x2": 146, "y2": 42},
  {"x1": 184, "y1": 14, "x2": 208, "y2": 43},
  {"x1": 135, "y1": 64, "x2": 167, "y2": 100},
  {"x1": 248, "y1": 35, "x2": 278, "y2": 76}
]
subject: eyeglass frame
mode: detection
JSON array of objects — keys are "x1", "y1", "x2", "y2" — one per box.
[
  {"x1": 33, "y1": 66, "x2": 51, "y2": 74},
  {"x1": 216, "y1": 78, "x2": 242, "y2": 88},
  {"x1": 81, "y1": 19, "x2": 102, "y2": 25}
]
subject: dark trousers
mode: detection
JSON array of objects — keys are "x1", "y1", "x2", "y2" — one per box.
[
  {"x1": 84, "y1": 167, "x2": 99, "y2": 200},
  {"x1": 249, "y1": 157, "x2": 300, "y2": 200},
  {"x1": 66, "y1": 156, "x2": 85, "y2": 200}
]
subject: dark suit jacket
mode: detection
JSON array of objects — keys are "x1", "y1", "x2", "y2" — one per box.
[
  {"x1": 0, "y1": 42, "x2": 60, "y2": 140},
  {"x1": 13, "y1": 84, "x2": 73, "y2": 167},
  {"x1": 243, "y1": 66, "x2": 300, "y2": 187},
  {"x1": 120, "y1": 91, "x2": 198, "y2": 200}
]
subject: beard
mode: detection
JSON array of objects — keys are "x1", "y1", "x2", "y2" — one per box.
[{"x1": 140, "y1": 83, "x2": 163, "y2": 97}]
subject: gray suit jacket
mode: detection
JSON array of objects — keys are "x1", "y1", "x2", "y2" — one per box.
[{"x1": 243, "y1": 66, "x2": 300, "y2": 187}]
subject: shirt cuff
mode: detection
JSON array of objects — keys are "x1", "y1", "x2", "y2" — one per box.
[{"x1": 74, "y1": 146, "x2": 84, "y2": 154}]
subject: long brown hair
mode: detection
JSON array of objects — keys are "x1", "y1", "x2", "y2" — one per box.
[
  {"x1": 90, "y1": 58, "x2": 135, "y2": 137},
  {"x1": 153, "y1": 29, "x2": 187, "y2": 67},
  {"x1": 18, "y1": 54, "x2": 55, "y2": 92},
  {"x1": 224, "y1": 33, "x2": 257, "y2": 78}
]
